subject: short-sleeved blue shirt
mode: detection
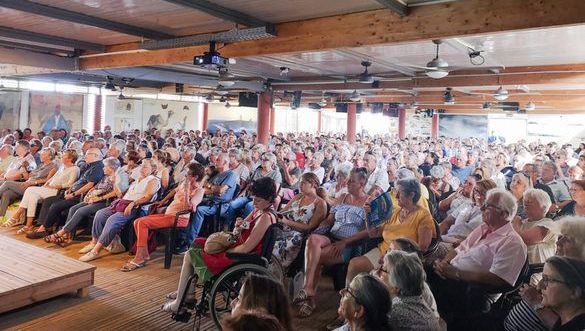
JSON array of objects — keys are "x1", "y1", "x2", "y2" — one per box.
[
  {"x1": 70, "y1": 160, "x2": 104, "y2": 192},
  {"x1": 211, "y1": 170, "x2": 238, "y2": 202}
]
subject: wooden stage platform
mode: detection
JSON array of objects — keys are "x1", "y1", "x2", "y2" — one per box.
[
  {"x1": 0, "y1": 228, "x2": 338, "y2": 330},
  {"x1": 0, "y1": 234, "x2": 95, "y2": 314}
]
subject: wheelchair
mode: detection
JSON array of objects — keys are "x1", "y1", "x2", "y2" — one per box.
[{"x1": 170, "y1": 222, "x2": 284, "y2": 330}]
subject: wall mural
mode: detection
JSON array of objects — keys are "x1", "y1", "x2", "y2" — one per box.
[
  {"x1": 0, "y1": 92, "x2": 21, "y2": 131},
  {"x1": 207, "y1": 104, "x2": 257, "y2": 134},
  {"x1": 439, "y1": 114, "x2": 488, "y2": 139},
  {"x1": 29, "y1": 92, "x2": 83, "y2": 133},
  {"x1": 141, "y1": 99, "x2": 198, "y2": 131},
  {"x1": 114, "y1": 99, "x2": 140, "y2": 132}
]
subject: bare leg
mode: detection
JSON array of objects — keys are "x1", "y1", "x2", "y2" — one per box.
[
  {"x1": 346, "y1": 256, "x2": 375, "y2": 286},
  {"x1": 132, "y1": 246, "x2": 149, "y2": 264},
  {"x1": 302, "y1": 234, "x2": 331, "y2": 296},
  {"x1": 166, "y1": 254, "x2": 195, "y2": 310}
]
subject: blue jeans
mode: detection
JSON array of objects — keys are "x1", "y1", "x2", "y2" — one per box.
[
  {"x1": 62, "y1": 201, "x2": 106, "y2": 234},
  {"x1": 92, "y1": 207, "x2": 138, "y2": 247},
  {"x1": 224, "y1": 197, "x2": 254, "y2": 228}
]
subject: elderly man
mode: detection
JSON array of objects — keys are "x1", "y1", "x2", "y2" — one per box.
[
  {"x1": 430, "y1": 189, "x2": 527, "y2": 328},
  {"x1": 106, "y1": 140, "x2": 125, "y2": 165},
  {"x1": 363, "y1": 151, "x2": 390, "y2": 201},
  {"x1": 175, "y1": 152, "x2": 238, "y2": 253},
  {"x1": 539, "y1": 161, "x2": 572, "y2": 213}
]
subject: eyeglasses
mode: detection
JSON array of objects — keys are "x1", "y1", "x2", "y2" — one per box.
[
  {"x1": 540, "y1": 274, "x2": 569, "y2": 288},
  {"x1": 339, "y1": 287, "x2": 361, "y2": 304},
  {"x1": 377, "y1": 265, "x2": 389, "y2": 274}
]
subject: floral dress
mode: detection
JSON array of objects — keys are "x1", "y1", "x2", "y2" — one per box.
[{"x1": 272, "y1": 198, "x2": 316, "y2": 268}]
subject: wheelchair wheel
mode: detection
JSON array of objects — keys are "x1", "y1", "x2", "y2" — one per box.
[{"x1": 209, "y1": 263, "x2": 275, "y2": 329}]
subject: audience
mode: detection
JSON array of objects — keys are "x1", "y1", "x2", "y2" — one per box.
[{"x1": 1, "y1": 125, "x2": 584, "y2": 330}]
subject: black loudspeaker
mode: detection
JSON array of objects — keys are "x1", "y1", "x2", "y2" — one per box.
[
  {"x1": 498, "y1": 102, "x2": 520, "y2": 112},
  {"x1": 335, "y1": 103, "x2": 348, "y2": 113},
  {"x1": 291, "y1": 91, "x2": 302, "y2": 109},
  {"x1": 238, "y1": 92, "x2": 258, "y2": 107},
  {"x1": 175, "y1": 83, "x2": 184, "y2": 94}
]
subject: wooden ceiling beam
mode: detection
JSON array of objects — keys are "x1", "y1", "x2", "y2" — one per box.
[{"x1": 80, "y1": 0, "x2": 585, "y2": 70}]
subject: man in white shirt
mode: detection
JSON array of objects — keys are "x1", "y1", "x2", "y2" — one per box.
[{"x1": 430, "y1": 189, "x2": 527, "y2": 326}]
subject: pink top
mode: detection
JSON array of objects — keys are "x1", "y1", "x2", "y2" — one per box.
[
  {"x1": 165, "y1": 179, "x2": 204, "y2": 218},
  {"x1": 452, "y1": 222, "x2": 527, "y2": 285}
]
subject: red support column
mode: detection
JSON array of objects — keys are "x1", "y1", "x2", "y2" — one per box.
[
  {"x1": 202, "y1": 103, "x2": 208, "y2": 131},
  {"x1": 347, "y1": 103, "x2": 357, "y2": 144},
  {"x1": 431, "y1": 113, "x2": 439, "y2": 138},
  {"x1": 257, "y1": 91, "x2": 271, "y2": 145},
  {"x1": 269, "y1": 104, "x2": 276, "y2": 134},
  {"x1": 94, "y1": 94, "x2": 102, "y2": 132},
  {"x1": 317, "y1": 111, "x2": 322, "y2": 134},
  {"x1": 398, "y1": 108, "x2": 406, "y2": 139}
]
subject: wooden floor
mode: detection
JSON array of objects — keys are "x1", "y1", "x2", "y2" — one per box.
[{"x1": 0, "y1": 227, "x2": 339, "y2": 330}]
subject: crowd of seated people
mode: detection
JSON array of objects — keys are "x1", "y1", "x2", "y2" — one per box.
[{"x1": 1, "y1": 125, "x2": 585, "y2": 330}]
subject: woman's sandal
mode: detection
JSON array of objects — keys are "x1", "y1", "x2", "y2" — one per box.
[
  {"x1": 292, "y1": 289, "x2": 311, "y2": 305},
  {"x1": 45, "y1": 233, "x2": 72, "y2": 246},
  {"x1": 44, "y1": 233, "x2": 61, "y2": 243},
  {"x1": 121, "y1": 261, "x2": 146, "y2": 272},
  {"x1": 16, "y1": 225, "x2": 33, "y2": 235},
  {"x1": 297, "y1": 300, "x2": 316, "y2": 318},
  {"x1": 2, "y1": 217, "x2": 20, "y2": 228}
]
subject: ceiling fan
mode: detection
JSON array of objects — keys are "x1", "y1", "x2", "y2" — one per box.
[{"x1": 346, "y1": 61, "x2": 395, "y2": 85}]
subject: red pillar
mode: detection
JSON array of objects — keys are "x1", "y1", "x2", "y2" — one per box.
[
  {"x1": 269, "y1": 104, "x2": 276, "y2": 134},
  {"x1": 202, "y1": 103, "x2": 208, "y2": 131},
  {"x1": 431, "y1": 113, "x2": 439, "y2": 138},
  {"x1": 398, "y1": 108, "x2": 406, "y2": 139},
  {"x1": 347, "y1": 103, "x2": 357, "y2": 144},
  {"x1": 317, "y1": 111, "x2": 322, "y2": 134},
  {"x1": 257, "y1": 91, "x2": 271, "y2": 145},
  {"x1": 94, "y1": 94, "x2": 102, "y2": 132}
]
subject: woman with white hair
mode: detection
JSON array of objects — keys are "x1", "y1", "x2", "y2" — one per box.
[
  {"x1": 511, "y1": 172, "x2": 533, "y2": 219},
  {"x1": 512, "y1": 188, "x2": 557, "y2": 265},
  {"x1": 325, "y1": 162, "x2": 352, "y2": 203},
  {"x1": 304, "y1": 151, "x2": 325, "y2": 184},
  {"x1": 383, "y1": 250, "x2": 440, "y2": 331}
]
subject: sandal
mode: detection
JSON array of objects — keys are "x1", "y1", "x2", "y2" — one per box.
[
  {"x1": 26, "y1": 230, "x2": 48, "y2": 239},
  {"x1": 121, "y1": 261, "x2": 146, "y2": 272},
  {"x1": 2, "y1": 217, "x2": 20, "y2": 228},
  {"x1": 44, "y1": 233, "x2": 61, "y2": 243},
  {"x1": 16, "y1": 225, "x2": 33, "y2": 235},
  {"x1": 297, "y1": 300, "x2": 316, "y2": 318},
  {"x1": 292, "y1": 289, "x2": 311, "y2": 305}
]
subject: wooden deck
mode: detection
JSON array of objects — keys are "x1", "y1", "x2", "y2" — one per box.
[
  {"x1": 0, "y1": 234, "x2": 95, "y2": 314},
  {"x1": 0, "y1": 228, "x2": 339, "y2": 330}
]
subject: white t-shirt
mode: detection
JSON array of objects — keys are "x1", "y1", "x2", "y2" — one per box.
[{"x1": 365, "y1": 167, "x2": 390, "y2": 194}]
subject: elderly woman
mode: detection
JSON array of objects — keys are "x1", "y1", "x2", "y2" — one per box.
[
  {"x1": 14, "y1": 149, "x2": 79, "y2": 235},
  {"x1": 44, "y1": 157, "x2": 127, "y2": 246},
  {"x1": 304, "y1": 151, "x2": 325, "y2": 184},
  {"x1": 345, "y1": 178, "x2": 435, "y2": 286},
  {"x1": 273, "y1": 173, "x2": 327, "y2": 269},
  {"x1": 382, "y1": 250, "x2": 441, "y2": 331},
  {"x1": 540, "y1": 257, "x2": 585, "y2": 330},
  {"x1": 440, "y1": 179, "x2": 498, "y2": 245},
  {"x1": 0, "y1": 148, "x2": 58, "y2": 224},
  {"x1": 78, "y1": 159, "x2": 161, "y2": 262},
  {"x1": 504, "y1": 216, "x2": 585, "y2": 331},
  {"x1": 324, "y1": 162, "x2": 352, "y2": 205},
  {"x1": 512, "y1": 188, "x2": 557, "y2": 264},
  {"x1": 228, "y1": 147, "x2": 251, "y2": 188},
  {"x1": 294, "y1": 168, "x2": 369, "y2": 318},
  {"x1": 124, "y1": 163, "x2": 206, "y2": 271},
  {"x1": 335, "y1": 273, "x2": 392, "y2": 331},
  {"x1": 162, "y1": 177, "x2": 278, "y2": 313},
  {"x1": 557, "y1": 179, "x2": 585, "y2": 218},
  {"x1": 511, "y1": 172, "x2": 532, "y2": 219},
  {"x1": 0, "y1": 140, "x2": 37, "y2": 181},
  {"x1": 225, "y1": 152, "x2": 282, "y2": 226}
]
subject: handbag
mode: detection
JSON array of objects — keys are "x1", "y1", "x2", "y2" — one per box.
[
  {"x1": 204, "y1": 231, "x2": 237, "y2": 255},
  {"x1": 110, "y1": 199, "x2": 133, "y2": 213}
]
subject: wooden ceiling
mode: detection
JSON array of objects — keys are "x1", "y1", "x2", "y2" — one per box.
[{"x1": 1, "y1": 0, "x2": 585, "y2": 113}]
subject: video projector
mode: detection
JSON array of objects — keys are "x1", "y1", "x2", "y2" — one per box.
[{"x1": 193, "y1": 42, "x2": 229, "y2": 69}]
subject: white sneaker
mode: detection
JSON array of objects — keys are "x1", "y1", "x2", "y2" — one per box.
[
  {"x1": 78, "y1": 243, "x2": 96, "y2": 254},
  {"x1": 79, "y1": 250, "x2": 101, "y2": 262},
  {"x1": 108, "y1": 235, "x2": 126, "y2": 254}
]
